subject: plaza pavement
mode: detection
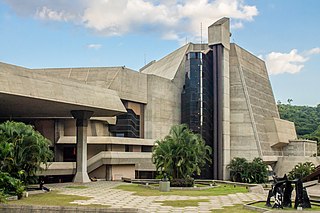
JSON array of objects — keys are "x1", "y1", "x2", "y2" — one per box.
[{"x1": 49, "y1": 181, "x2": 267, "y2": 213}]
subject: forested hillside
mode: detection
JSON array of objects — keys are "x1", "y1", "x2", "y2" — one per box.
[
  {"x1": 278, "y1": 103, "x2": 320, "y2": 155},
  {"x1": 278, "y1": 103, "x2": 320, "y2": 139}
]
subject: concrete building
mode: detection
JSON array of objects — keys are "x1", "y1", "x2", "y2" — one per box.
[{"x1": 0, "y1": 18, "x2": 318, "y2": 182}]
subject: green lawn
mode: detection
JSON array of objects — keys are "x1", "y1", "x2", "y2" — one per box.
[
  {"x1": 156, "y1": 200, "x2": 259, "y2": 212},
  {"x1": 8, "y1": 191, "x2": 109, "y2": 208},
  {"x1": 115, "y1": 183, "x2": 248, "y2": 196},
  {"x1": 251, "y1": 201, "x2": 320, "y2": 211},
  {"x1": 156, "y1": 199, "x2": 209, "y2": 207}
]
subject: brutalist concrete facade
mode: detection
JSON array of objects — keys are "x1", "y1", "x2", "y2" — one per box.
[{"x1": 0, "y1": 17, "x2": 318, "y2": 181}]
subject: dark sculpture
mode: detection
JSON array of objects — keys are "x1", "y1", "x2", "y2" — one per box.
[
  {"x1": 266, "y1": 174, "x2": 311, "y2": 210},
  {"x1": 294, "y1": 179, "x2": 311, "y2": 209}
]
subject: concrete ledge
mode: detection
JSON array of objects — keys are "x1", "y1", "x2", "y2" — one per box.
[
  {"x1": 0, "y1": 204, "x2": 146, "y2": 213},
  {"x1": 212, "y1": 180, "x2": 258, "y2": 187},
  {"x1": 303, "y1": 180, "x2": 318, "y2": 188},
  {"x1": 243, "y1": 201, "x2": 269, "y2": 212}
]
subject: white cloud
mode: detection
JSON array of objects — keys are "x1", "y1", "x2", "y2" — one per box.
[
  {"x1": 264, "y1": 49, "x2": 315, "y2": 75},
  {"x1": 231, "y1": 22, "x2": 244, "y2": 29},
  {"x1": 35, "y1": 6, "x2": 75, "y2": 22},
  {"x1": 4, "y1": 0, "x2": 258, "y2": 41},
  {"x1": 87, "y1": 44, "x2": 102, "y2": 49},
  {"x1": 306, "y1": 47, "x2": 320, "y2": 55}
]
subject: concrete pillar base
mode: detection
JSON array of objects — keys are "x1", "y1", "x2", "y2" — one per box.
[{"x1": 73, "y1": 172, "x2": 91, "y2": 183}]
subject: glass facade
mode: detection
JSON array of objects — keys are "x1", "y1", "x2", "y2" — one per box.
[
  {"x1": 181, "y1": 50, "x2": 214, "y2": 179},
  {"x1": 110, "y1": 108, "x2": 140, "y2": 138}
]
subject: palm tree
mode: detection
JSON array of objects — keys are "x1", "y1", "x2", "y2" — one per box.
[
  {"x1": 0, "y1": 121, "x2": 53, "y2": 183},
  {"x1": 152, "y1": 124, "x2": 212, "y2": 180}
]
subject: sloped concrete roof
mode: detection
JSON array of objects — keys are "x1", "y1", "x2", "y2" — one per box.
[
  {"x1": 32, "y1": 66, "x2": 148, "y2": 104},
  {"x1": 140, "y1": 44, "x2": 190, "y2": 80},
  {"x1": 0, "y1": 62, "x2": 126, "y2": 118}
]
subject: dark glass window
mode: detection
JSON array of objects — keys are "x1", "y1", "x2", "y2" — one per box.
[
  {"x1": 110, "y1": 109, "x2": 140, "y2": 138},
  {"x1": 181, "y1": 50, "x2": 214, "y2": 179},
  {"x1": 63, "y1": 146, "x2": 76, "y2": 162},
  {"x1": 142, "y1": 145, "x2": 152, "y2": 152}
]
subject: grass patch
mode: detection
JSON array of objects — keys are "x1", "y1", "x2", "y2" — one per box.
[
  {"x1": 115, "y1": 184, "x2": 248, "y2": 196},
  {"x1": 156, "y1": 199, "x2": 209, "y2": 207},
  {"x1": 212, "y1": 205, "x2": 258, "y2": 212},
  {"x1": 8, "y1": 191, "x2": 109, "y2": 208},
  {"x1": 251, "y1": 201, "x2": 320, "y2": 211},
  {"x1": 65, "y1": 185, "x2": 88, "y2": 189}
]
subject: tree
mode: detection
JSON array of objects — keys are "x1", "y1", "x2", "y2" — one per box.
[
  {"x1": 288, "y1": 162, "x2": 316, "y2": 180},
  {"x1": 277, "y1": 103, "x2": 320, "y2": 155},
  {"x1": 0, "y1": 121, "x2": 53, "y2": 184},
  {"x1": 152, "y1": 124, "x2": 212, "y2": 180}
]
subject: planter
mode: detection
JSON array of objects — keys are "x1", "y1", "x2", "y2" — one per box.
[{"x1": 159, "y1": 181, "x2": 170, "y2": 192}]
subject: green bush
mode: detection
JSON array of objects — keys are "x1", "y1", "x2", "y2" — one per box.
[
  {"x1": 288, "y1": 162, "x2": 316, "y2": 180},
  {"x1": 0, "y1": 172, "x2": 25, "y2": 199},
  {"x1": 227, "y1": 157, "x2": 268, "y2": 184},
  {"x1": 0, "y1": 121, "x2": 53, "y2": 183},
  {"x1": 170, "y1": 178, "x2": 194, "y2": 187},
  {"x1": 0, "y1": 190, "x2": 7, "y2": 203},
  {"x1": 152, "y1": 124, "x2": 212, "y2": 180}
]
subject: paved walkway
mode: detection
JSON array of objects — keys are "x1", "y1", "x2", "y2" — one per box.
[{"x1": 49, "y1": 181, "x2": 267, "y2": 213}]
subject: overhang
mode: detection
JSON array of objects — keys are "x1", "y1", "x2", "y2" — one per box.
[
  {"x1": 0, "y1": 64, "x2": 127, "y2": 118},
  {"x1": 57, "y1": 136, "x2": 155, "y2": 146}
]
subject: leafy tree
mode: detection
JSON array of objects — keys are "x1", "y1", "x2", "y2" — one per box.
[
  {"x1": 278, "y1": 103, "x2": 320, "y2": 137},
  {"x1": 0, "y1": 121, "x2": 53, "y2": 184},
  {"x1": 152, "y1": 124, "x2": 212, "y2": 180},
  {"x1": 288, "y1": 162, "x2": 316, "y2": 180},
  {"x1": 227, "y1": 157, "x2": 268, "y2": 184}
]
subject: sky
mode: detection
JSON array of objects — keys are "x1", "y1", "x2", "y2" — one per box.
[{"x1": 0, "y1": 0, "x2": 319, "y2": 106}]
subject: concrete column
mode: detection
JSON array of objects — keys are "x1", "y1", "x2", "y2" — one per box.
[
  {"x1": 209, "y1": 17, "x2": 231, "y2": 180},
  {"x1": 71, "y1": 110, "x2": 94, "y2": 183}
]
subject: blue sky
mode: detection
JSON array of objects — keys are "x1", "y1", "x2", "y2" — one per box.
[{"x1": 0, "y1": 0, "x2": 319, "y2": 106}]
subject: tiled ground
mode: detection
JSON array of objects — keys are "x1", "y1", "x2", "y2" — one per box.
[{"x1": 48, "y1": 181, "x2": 267, "y2": 213}]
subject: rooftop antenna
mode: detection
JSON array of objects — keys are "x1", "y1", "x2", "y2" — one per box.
[
  {"x1": 200, "y1": 22, "x2": 203, "y2": 51},
  {"x1": 144, "y1": 53, "x2": 146, "y2": 65}
]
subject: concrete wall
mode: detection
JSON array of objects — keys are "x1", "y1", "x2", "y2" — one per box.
[
  {"x1": 230, "y1": 44, "x2": 284, "y2": 161},
  {"x1": 265, "y1": 118, "x2": 296, "y2": 148},
  {"x1": 61, "y1": 119, "x2": 111, "y2": 138},
  {"x1": 89, "y1": 165, "x2": 106, "y2": 179},
  {"x1": 144, "y1": 75, "x2": 182, "y2": 140},
  {"x1": 274, "y1": 156, "x2": 320, "y2": 177},
  {"x1": 111, "y1": 144, "x2": 125, "y2": 152},
  {"x1": 111, "y1": 165, "x2": 135, "y2": 180},
  {"x1": 87, "y1": 144, "x2": 106, "y2": 159},
  {"x1": 33, "y1": 66, "x2": 148, "y2": 104},
  {"x1": 283, "y1": 140, "x2": 317, "y2": 157},
  {"x1": 229, "y1": 44, "x2": 260, "y2": 161},
  {"x1": 34, "y1": 120, "x2": 55, "y2": 143}
]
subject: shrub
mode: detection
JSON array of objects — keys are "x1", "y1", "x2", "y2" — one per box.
[
  {"x1": 170, "y1": 178, "x2": 194, "y2": 187},
  {"x1": 227, "y1": 157, "x2": 268, "y2": 184},
  {"x1": 0, "y1": 121, "x2": 53, "y2": 184},
  {"x1": 152, "y1": 124, "x2": 212, "y2": 180},
  {"x1": 0, "y1": 190, "x2": 7, "y2": 203},
  {"x1": 288, "y1": 162, "x2": 316, "y2": 180},
  {"x1": 0, "y1": 172, "x2": 25, "y2": 199}
]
